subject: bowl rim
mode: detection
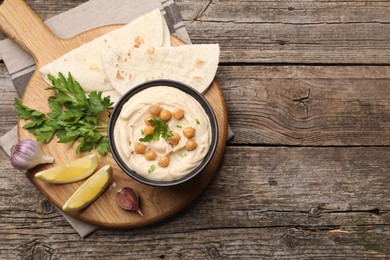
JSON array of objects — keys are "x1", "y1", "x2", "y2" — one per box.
[{"x1": 108, "y1": 79, "x2": 219, "y2": 187}]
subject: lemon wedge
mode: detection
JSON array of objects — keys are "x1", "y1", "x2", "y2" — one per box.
[
  {"x1": 62, "y1": 165, "x2": 113, "y2": 213},
  {"x1": 35, "y1": 154, "x2": 98, "y2": 184}
]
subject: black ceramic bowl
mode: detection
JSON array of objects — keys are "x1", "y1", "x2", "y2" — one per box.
[{"x1": 108, "y1": 80, "x2": 218, "y2": 187}]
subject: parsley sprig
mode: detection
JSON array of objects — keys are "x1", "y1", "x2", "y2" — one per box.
[
  {"x1": 139, "y1": 118, "x2": 173, "y2": 142},
  {"x1": 15, "y1": 72, "x2": 113, "y2": 155},
  {"x1": 148, "y1": 164, "x2": 156, "y2": 173}
]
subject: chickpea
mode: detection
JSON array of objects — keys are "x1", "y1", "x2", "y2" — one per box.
[
  {"x1": 172, "y1": 108, "x2": 184, "y2": 120},
  {"x1": 143, "y1": 125, "x2": 154, "y2": 135},
  {"x1": 144, "y1": 115, "x2": 155, "y2": 126},
  {"x1": 159, "y1": 109, "x2": 172, "y2": 121},
  {"x1": 134, "y1": 142, "x2": 145, "y2": 154},
  {"x1": 183, "y1": 127, "x2": 195, "y2": 138},
  {"x1": 186, "y1": 139, "x2": 197, "y2": 151},
  {"x1": 149, "y1": 104, "x2": 162, "y2": 116},
  {"x1": 145, "y1": 149, "x2": 156, "y2": 161},
  {"x1": 158, "y1": 155, "x2": 170, "y2": 168},
  {"x1": 168, "y1": 132, "x2": 181, "y2": 145}
]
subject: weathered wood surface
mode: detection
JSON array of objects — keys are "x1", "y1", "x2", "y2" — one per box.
[
  {"x1": 0, "y1": 0, "x2": 389, "y2": 259},
  {"x1": 1, "y1": 147, "x2": 389, "y2": 258},
  {"x1": 177, "y1": 0, "x2": 390, "y2": 64},
  {"x1": 2, "y1": 65, "x2": 390, "y2": 146},
  {"x1": 1, "y1": 140, "x2": 390, "y2": 258},
  {"x1": 1, "y1": 0, "x2": 390, "y2": 64},
  {"x1": 218, "y1": 65, "x2": 390, "y2": 145}
]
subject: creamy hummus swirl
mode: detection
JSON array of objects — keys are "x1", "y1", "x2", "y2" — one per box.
[{"x1": 114, "y1": 86, "x2": 211, "y2": 181}]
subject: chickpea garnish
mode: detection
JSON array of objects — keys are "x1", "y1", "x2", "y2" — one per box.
[
  {"x1": 134, "y1": 142, "x2": 145, "y2": 154},
  {"x1": 143, "y1": 125, "x2": 154, "y2": 135},
  {"x1": 172, "y1": 108, "x2": 184, "y2": 120},
  {"x1": 168, "y1": 132, "x2": 181, "y2": 145},
  {"x1": 144, "y1": 115, "x2": 155, "y2": 126},
  {"x1": 186, "y1": 139, "x2": 197, "y2": 151},
  {"x1": 183, "y1": 127, "x2": 195, "y2": 138},
  {"x1": 149, "y1": 104, "x2": 162, "y2": 116},
  {"x1": 159, "y1": 109, "x2": 172, "y2": 121},
  {"x1": 145, "y1": 149, "x2": 156, "y2": 161},
  {"x1": 158, "y1": 155, "x2": 170, "y2": 168}
]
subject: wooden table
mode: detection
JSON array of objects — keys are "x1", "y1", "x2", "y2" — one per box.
[{"x1": 0, "y1": 0, "x2": 389, "y2": 258}]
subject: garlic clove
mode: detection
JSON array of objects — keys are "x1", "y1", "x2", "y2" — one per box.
[{"x1": 116, "y1": 187, "x2": 143, "y2": 216}]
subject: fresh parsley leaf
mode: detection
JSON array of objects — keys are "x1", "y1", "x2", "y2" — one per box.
[
  {"x1": 87, "y1": 91, "x2": 113, "y2": 114},
  {"x1": 179, "y1": 152, "x2": 187, "y2": 158},
  {"x1": 97, "y1": 138, "x2": 110, "y2": 156},
  {"x1": 148, "y1": 164, "x2": 156, "y2": 173},
  {"x1": 139, "y1": 118, "x2": 173, "y2": 143},
  {"x1": 76, "y1": 141, "x2": 94, "y2": 154},
  {"x1": 195, "y1": 119, "x2": 200, "y2": 125},
  {"x1": 23, "y1": 120, "x2": 45, "y2": 129},
  {"x1": 15, "y1": 98, "x2": 46, "y2": 120},
  {"x1": 176, "y1": 125, "x2": 182, "y2": 128},
  {"x1": 139, "y1": 134, "x2": 155, "y2": 143},
  {"x1": 14, "y1": 72, "x2": 113, "y2": 156}
]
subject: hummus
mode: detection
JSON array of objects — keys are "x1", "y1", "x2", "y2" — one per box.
[{"x1": 114, "y1": 86, "x2": 211, "y2": 181}]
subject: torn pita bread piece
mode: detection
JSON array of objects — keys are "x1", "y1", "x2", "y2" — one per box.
[
  {"x1": 40, "y1": 8, "x2": 170, "y2": 94},
  {"x1": 102, "y1": 44, "x2": 220, "y2": 95},
  {"x1": 102, "y1": 89, "x2": 122, "y2": 104},
  {"x1": 162, "y1": 14, "x2": 171, "y2": 47}
]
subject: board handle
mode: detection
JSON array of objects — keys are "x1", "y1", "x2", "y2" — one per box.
[{"x1": 0, "y1": 0, "x2": 62, "y2": 65}]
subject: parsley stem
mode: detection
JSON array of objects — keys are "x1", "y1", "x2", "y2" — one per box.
[
  {"x1": 94, "y1": 126, "x2": 108, "y2": 130},
  {"x1": 99, "y1": 117, "x2": 108, "y2": 124}
]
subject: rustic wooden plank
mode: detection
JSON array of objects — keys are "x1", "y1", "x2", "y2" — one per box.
[
  {"x1": 0, "y1": 63, "x2": 17, "y2": 136},
  {"x1": 0, "y1": 0, "x2": 388, "y2": 259},
  {"x1": 2, "y1": 146, "x2": 389, "y2": 228},
  {"x1": 0, "y1": 226, "x2": 388, "y2": 259},
  {"x1": 184, "y1": 21, "x2": 390, "y2": 64},
  {"x1": 177, "y1": 0, "x2": 390, "y2": 24},
  {"x1": 176, "y1": 0, "x2": 390, "y2": 64},
  {"x1": 1, "y1": 146, "x2": 389, "y2": 258},
  {"x1": 218, "y1": 65, "x2": 390, "y2": 145},
  {"x1": 2, "y1": 65, "x2": 390, "y2": 146},
  {"x1": 0, "y1": 0, "x2": 88, "y2": 41},
  {"x1": 1, "y1": 1, "x2": 389, "y2": 64},
  {"x1": 22, "y1": 0, "x2": 88, "y2": 21}
]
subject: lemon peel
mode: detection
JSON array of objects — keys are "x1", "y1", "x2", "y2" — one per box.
[
  {"x1": 35, "y1": 154, "x2": 98, "y2": 184},
  {"x1": 62, "y1": 165, "x2": 113, "y2": 213}
]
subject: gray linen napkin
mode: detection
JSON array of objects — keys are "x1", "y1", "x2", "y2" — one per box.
[{"x1": 0, "y1": 0, "x2": 233, "y2": 238}]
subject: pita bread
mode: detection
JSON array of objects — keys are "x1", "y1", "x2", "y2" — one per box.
[
  {"x1": 162, "y1": 14, "x2": 171, "y2": 47},
  {"x1": 101, "y1": 89, "x2": 122, "y2": 104},
  {"x1": 102, "y1": 44, "x2": 220, "y2": 95},
  {"x1": 40, "y1": 8, "x2": 170, "y2": 93}
]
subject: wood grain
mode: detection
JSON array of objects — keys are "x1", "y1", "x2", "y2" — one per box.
[
  {"x1": 218, "y1": 65, "x2": 390, "y2": 145},
  {"x1": 176, "y1": 0, "x2": 390, "y2": 64},
  {"x1": 2, "y1": 0, "x2": 390, "y2": 64},
  {"x1": 2, "y1": 65, "x2": 390, "y2": 146},
  {"x1": 0, "y1": 0, "x2": 227, "y2": 227},
  {"x1": 0, "y1": 147, "x2": 389, "y2": 258},
  {"x1": 0, "y1": 66, "x2": 17, "y2": 135},
  {"x1": 0, "y1": 0, "x2": 389, "y2": 258}
]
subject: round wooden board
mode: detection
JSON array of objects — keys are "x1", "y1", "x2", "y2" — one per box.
[{"x1": 15, "y1": 27, "x2": 228, "y2": 226}]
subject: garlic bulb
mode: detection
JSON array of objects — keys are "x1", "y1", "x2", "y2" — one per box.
[{"x1": 11, "y1": 139, "x2": 54, "y2": 170}]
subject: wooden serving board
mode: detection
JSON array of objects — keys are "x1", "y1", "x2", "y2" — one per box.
[{"x1": 0, "y1": 0, "x2": 227, "y2": 227}]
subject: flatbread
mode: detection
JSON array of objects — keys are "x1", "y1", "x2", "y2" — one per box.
[
  {"x1": 40, "y1": 8, "x2": 170, "y2": 93},
  {"x1": 102, "y1": 44, "x2": 220, "y2": 95},
  {"x1": 162, "y1": 14, "x2": 171, "y2": 47},
  {"x1": 102, "y1": 89, "x2": 122, "y2": 104}
]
